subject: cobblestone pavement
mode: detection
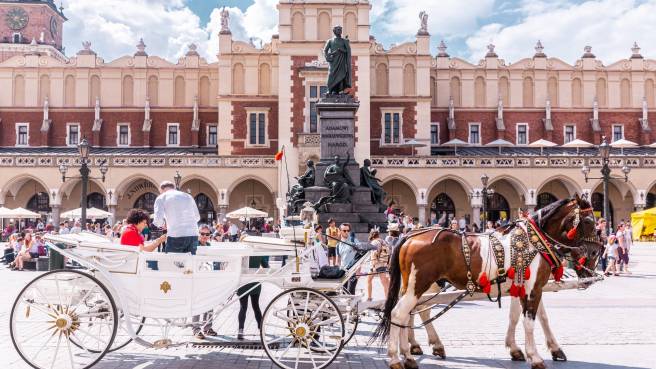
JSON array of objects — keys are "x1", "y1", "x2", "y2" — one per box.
[{"x1": 2, "y1": 244, "x2": 655, "y2": 369}]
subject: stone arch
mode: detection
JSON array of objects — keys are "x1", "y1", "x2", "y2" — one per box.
[
  {"x1": 58, "y1": 178, "x2": 107, "y2": 211},
  {"x1": 114, "y1": 174, "x2": 159, "y2": 196},
  {"x1": 620, "y1": 78, "x2": 631, "y2": 108},
  {"x1": 122, "y1": 75, "x2": 134, "y2": 106},
  {"x1": 547, "y1": 76, "x2": 558, "y2": 106},
  {"x1": 174, "y1": 75, "x2": 185, "y2": 106},
  {"x1": 115, "y1": 176, "x2": 160, "y2": 216},
  {"x1": 64, "y1": 74, "x2": 76, "y2": 107},
  {"x1": 14, "y1": 74, "x2": 25, "y2": 106},
  {"x1": 522, "y1": 76, "x2": 534, "y2": 107},
  {"x1": 403, "y1": 64, "x2": 416, "y2": 96},
  {"x1": 232, "y1": 63, "x2": 245, "y2": 95},
  {"x1": 89, "y1": 74, "x2": 101, "y2": 106},
  {"x1": 147, "y1": 75, "x2": 159, "y2": 105},
  {"x1": 179, "y1": 174, "x2": 220, "y2": 200},
  {"x1": 375, "y1": 63, "x2": 388, "y2": 95},
  {"x1": 382, "y1": 177, "x2": 418, "y2": 219},
  {"x1": 227, "y1": 175, "x2": 275, "y2": 196},
  {"x1": 498, "y1": 76, "x2": 509, "y2": 106},
  {"x1": 589, "y1": 178, "x2": 638, "y2": 204},
  {"x1": 39, "y1": 74, "x2": 50, "y2": 105},
  {"x1": 591, "y1": 180, "x2": 636, "y2": 227},
  {"x1": 645, "y1": 79, "x2": 655, "y2": 107},
  {"x1": 427, "y1": 176, "x2": 473, "y2": 225},
  {"x1": 0, "y1": 174, "x2": 50, "y2": 206},
  {"x1": 450, "y1": 76, "x2": 461, "y2": 107},
  {"x1": 228, "y1": 178, "x2": 275, "y2": 218},
  {"x1": 199, "y1": 75, "x2": 211, "y2": 106},
  {"x1": 258, "y1": 63, "x2": 271, "y2": 95},
  {"x1": 291, "y1": 11, "x2": 305, "y2": 41},
  {"x1": 536, "y1": 175, "x2": 582, "y2": 197},
  {"x1": 317, "y1": 11, "x2": 331, "y2": 41},
  {"x1": 427, "y1": 174, "x2": 473, "y2": 196},
  {"x1": 474, "y1": 76, "x2": 486, "y2": 107},
  {"x1": 344, "y1": 11, "x2": 357, "y2": 40},
  {"x1": 572, "y1": 77, "x2": 583, "y2": 107},
  {"x1": 488, "y1": 175, "x2": 527, "y2": 219},
  {"x1": 489, "y1": 174, "x2": 528, "y2": 197},
  {"x1": 596, "y1": 77, "x2": 607, "y2": 107}
]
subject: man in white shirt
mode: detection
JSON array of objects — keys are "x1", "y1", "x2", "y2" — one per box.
[
  {"x1": 458, "y1": 216, "x2": 467, "y2": 232},
  {"x1": 228, "y1": 222, "x2": 239, "y2": 242},
  {"x1": 153, "y1": 181, "x2": 201, "y2": 254}
]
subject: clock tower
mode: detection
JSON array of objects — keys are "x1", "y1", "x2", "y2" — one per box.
[{"x1": 0, "y1": 0, "x2": 67, "y2": 62}]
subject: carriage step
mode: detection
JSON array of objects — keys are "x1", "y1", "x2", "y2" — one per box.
[{"x1": 191, "y1": 340, "x2": 277, "y2": 350}]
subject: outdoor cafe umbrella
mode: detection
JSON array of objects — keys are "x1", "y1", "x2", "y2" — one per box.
[
  {"x1": 563, "y1": 138, "x2": 593, "y2": 155},
  {"x1": 226, "y1": 206, "x2": 268, "y2": 219},
  {"x1": 0, "y1": 206, "x2": 14, "y2": 219},
  {"x1": 610, "y1": 138, "x2": 638, "y2": 155},
  {"x1": 61, "y1": 207, "x2": 113, "y2": 219},
  {"x1": 485, "y1": 138, "x2": 514, "y2": 155},
  {"x1": 529, "y1": 138, "x2": 558, "y2": 155},
  {"x1": 442, "y1": 138, "x2": 469, "y2": 155},
  {"x1": 399, "y1": 138, "x2": 427, "y2": 157},
  {"x1": 9, "y1": 207, "x2": 41, "y2": 219}
]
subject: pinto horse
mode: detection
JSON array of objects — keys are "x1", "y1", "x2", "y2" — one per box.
[{"x1": 373, "y1": 196, "x2": 602, "y2": 369}]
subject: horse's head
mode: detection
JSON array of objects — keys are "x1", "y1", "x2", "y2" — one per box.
[{"x1": 534, "y1": 195, "x2": 603, "y2": 279}]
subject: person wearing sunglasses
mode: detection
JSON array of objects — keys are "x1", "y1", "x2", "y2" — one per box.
[
  {"x1": 198, "y1": 224, "x2": 213, "y2": 247},
  {"x1": 192, "y1": 224, "x2": 218, "y2": 339}
]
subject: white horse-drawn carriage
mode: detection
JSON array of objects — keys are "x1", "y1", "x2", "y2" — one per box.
[{"x1": 10, "y1": 231, "x2": 366, "y2": 369}]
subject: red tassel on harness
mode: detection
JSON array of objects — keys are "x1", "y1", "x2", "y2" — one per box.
[
  {"x1": 509, "y1": 283, "x2": 519, "y2": 297},
  {"x1": 519, "y1": 286, "x2": 526, "y2": 298},
  {"x1": 478, "y1": 273, "x2": 489, "y2": 287},
  {"x1": 483, "y1": 283, "x2": 491, "y2": 294},
  {"x1": 524, "y1": 267, "x2": 531, "y2": 280},
  {"x1": 575, "y1": 256, "x2": 587, "y2": 271},
  {"x1": 566, "y1": 227, "x2": 577, "y2": 240},
  {"x1": 553, "y1": 266, "x2": 564, "y2": 282},
  {"x1": 507, "y1": 267, "x2": 516, "y2": 279}
]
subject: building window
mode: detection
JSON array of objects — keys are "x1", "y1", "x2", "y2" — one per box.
[
  {"x1": 308, "y1": 85, "x2": 327, "y2": 133},
  {"x1": 247, "y1": 111, "x2": 267, "y2": 146},
  {"x1": 430, "y1": 123, "x2": 440, "y2": 146},
  {"x1": 117, "y1": 124, "x2": 130, "y2": 146},
  {"x1": 468, "y1": 123, "x2": 481, "y2": 145},
  {"x1": 382, "y1": 110, "x2": 402, "y2": 145},
  {"x1": 612, "y1": 125, "x2": 624, "y2": 142},
  {"x1": 16, "y1": 123, "x2": 29, "y2": 146},
  {"x1": 516, "y1": 123, "x2": 528, "y2": 145},
  {"x1": 207, "y1": 125, "x2": 218, "y2": 146},
  {"x1": 167, "y1": 123, "x2": 179, "y2": 146},
  {"x1": 67, "y1": 123, "x2": 80, "y2": 146},
  {"x1": 564, "y1": 125, "x2": 576, "y2": 143},
  {"x1": 13, "y1": 33, "x2": 21, "y2": 43}
]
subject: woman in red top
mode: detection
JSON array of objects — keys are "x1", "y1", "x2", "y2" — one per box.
[{"x1": 120, "y1": 209, "x2": 166, "y2": 252}]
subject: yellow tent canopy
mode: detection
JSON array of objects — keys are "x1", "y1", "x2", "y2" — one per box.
[{"x1": 631, "y1": 207, "x2": 656, "y2": 240}]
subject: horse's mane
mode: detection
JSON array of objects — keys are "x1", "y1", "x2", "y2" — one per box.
[{"x1": 533, "y1": 198, "x2": 571, "y2": 228}]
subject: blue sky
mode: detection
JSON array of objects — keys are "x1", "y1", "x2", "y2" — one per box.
[{"x1": 60, "y1": 0, "x2": 656, "y2": 64}]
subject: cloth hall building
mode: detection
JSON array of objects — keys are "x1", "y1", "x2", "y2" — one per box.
[{"x1": 1, "y1": 0, "x2": 656, "y2": 228}]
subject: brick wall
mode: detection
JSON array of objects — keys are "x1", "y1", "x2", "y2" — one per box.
[
  {"x1": 370, "y1": 101, "x2": 417, "y2": 155},
  {"x1": 230, "y1": 101, "x2": 278, "y2": 155},
  {"x1": 290, "y1": 56, "x2": 316, "y2": 147}
]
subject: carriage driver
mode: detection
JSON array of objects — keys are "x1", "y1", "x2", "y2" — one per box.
[{"x1": 153, "y1": 181, "x2": 201, "y2": 254}]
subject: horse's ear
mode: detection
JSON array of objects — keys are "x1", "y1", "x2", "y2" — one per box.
[{"x1": 574, "y1": 193, "x2": 582, "y2": 203}]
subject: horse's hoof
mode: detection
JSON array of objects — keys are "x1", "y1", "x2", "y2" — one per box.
[
  {"x1": 403, "y1": 358, "x2": 419, "y2": 369},
  {"x1": 432, "y1": 346, "x2": 446, "y2": 359},
  {"x1": 531, "y1": 362, "x2": 546, "y2": 369},
  {"x1": 551, "y1": 348, "x2": 567, "y2": 361},
  {"x1": 410, "y1": 345, "x2": 423, "y2": 355},
  {"x1": 510, "y1": 349, "x2": 526, "y2": 361},
  {"x1": 390, "y1": 362, "x2": 404, "y2": 369}
]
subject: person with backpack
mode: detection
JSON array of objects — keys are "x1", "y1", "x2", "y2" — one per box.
[{"x1": 366, "y1": 229, "x2": 390, "y2": 301}]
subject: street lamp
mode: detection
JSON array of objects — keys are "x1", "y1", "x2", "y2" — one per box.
[
  {"x1": 59, "y1": 138, "x2": 108, "y2": 226},
  {"x1": 581, "y1": 136, "x2": 630, "y2": 236},
  {"x1": 174, "y1": 171, "x2": 182, "y2": 190},
  {"x1": 469, "y1": 173, "x2": 495, "y2": 227}
]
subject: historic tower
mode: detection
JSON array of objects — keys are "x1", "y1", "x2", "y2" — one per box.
[{"x1": 0, "y1": 0, "x2": 67, "y2": 62}]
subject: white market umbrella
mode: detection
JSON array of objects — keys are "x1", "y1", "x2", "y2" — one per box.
[
  {"x1": 0, "y1": 206, "x2": 15, "y2": 219},
  {"x1": 442, "y1": 138, "x2": 469, "y2": 155},
  {"x1": 61, "y1": 207, "x2": 113, "y2": 219},
  {"x1": 399, "y1": 139, "x2": 427, "y2": 157},
  {"x1": 9, "y1": 207, "x2": 41, "y2": 219},
  {"x1": 610, "y1": 138, "x2": 638, "y2": 154},
  {"x1": 485, "y1": 138, "x2": 514, "y2": 155},
  {"x1": 563, "y1": 138, "x2": 593, "y2": 154},
  {"x1": 226, "y1": 206, "x2": 268, "y2": 219},
  {"x1": 649, "y1": 142, "x2": 656, "y2": 148},
  {"x1": 529, "y1": 139, "x2": 557, "y2": 155}
]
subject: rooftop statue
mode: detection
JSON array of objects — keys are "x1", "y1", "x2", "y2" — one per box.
[{"x1": 324, "y1": 25, "x2": 352, "y2": 95}]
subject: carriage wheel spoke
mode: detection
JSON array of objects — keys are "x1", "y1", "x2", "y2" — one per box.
[
  {"x1": 73, "y1": 286, "x2": 98, "y2": 313},
  {"x1": 310, "y1": 337, "x2": 331, "y2": 354},
  {"x1": 312, "y1": 316, "x2": 340, "y2": 327},
  {"x1": 70, "y1": 331, "x2": 94, "y2": 353},
  {"x1": 54, "y1": 275, "x2": 64, "y2": 308},
  {"x1": 65, "y1": 333, "x2": 76, "y2": 369},
  {"x1": 23, "y1": 300, "x2": 57, "y2": 318},
  {"x1": 66, "y1": 279, "x2": 78, "y2": 310},
  {"x1": 307, "y1": 342, "x2": 319, "y2": 369},
  {"x1": 309, "y1": 300, "x2": 327, "y2": 321},
  {"x1": 50, "y1": 332, "x2": 62, "y2": 369},
  {"x1": 76, "y1": 327, "x2": 109, "y2": 347},
  {"x1": 31, "y1": 328, "x2": 57, "y2": 362},
  {"x1": 18, "y1": 324, "x2": 55, "y2": 346},
  {"x1": 303, "y1": 292, "x2": 310, "y2": 316},
  {"x1": 294, "y1": 344, "x2": 301, "y2": 369},
  {"x1": 277, "y1": 339, "x2": 295, "y2": 361},
  {"x1": 32, "y1": 285, "x2": 56, "y2": 311}
]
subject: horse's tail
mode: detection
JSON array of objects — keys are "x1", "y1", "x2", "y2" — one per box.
[{"x1": 371, "y1": 236, "x2": 406, "y2": 343}]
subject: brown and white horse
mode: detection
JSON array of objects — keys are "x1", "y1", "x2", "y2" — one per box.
[{"x1": 373, "y1": 196, "x2": 602, "y2": 369}]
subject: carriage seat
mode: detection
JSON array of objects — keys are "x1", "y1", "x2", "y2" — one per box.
[{"x1": 312, "y1": 250, "x2": 370, "y2": 281}]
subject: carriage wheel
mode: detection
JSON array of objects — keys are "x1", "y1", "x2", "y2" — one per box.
[
  {"x1": 328, "y1": 294, "x2": 359, "y2": 346},
  {"x1": 261, "y1": 287, "x2": 344, "y2": 369},
  {"x1": 72, "y1": 311, "x2": 145, "y2": 353},
  {"x1": 10, "y1": 270, "x2": 118, "y2": 369}
]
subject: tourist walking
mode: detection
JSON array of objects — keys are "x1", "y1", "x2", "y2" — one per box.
[
  {"x1": 603, "y1": 234, "x2": 620, "y2": 276},
  {"x1": 366, "y1": 229, "x2": 390, "y2": 301},
  {"x1": 153, "y1": 180, "x2": 201, "y2": 254},
  {"x1": 236, "y1": 255, "x2": 268, "y2": 340}
]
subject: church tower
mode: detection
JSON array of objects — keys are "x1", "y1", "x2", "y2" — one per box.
[{"x1": 0, "y1": 0, "x2": 67, "y2": 62}]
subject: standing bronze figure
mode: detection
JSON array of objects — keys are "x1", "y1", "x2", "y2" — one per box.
[{"x1": 324, "y1": 25, "x2": 352, "y2": 95}]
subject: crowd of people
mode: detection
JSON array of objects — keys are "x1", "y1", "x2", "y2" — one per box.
[{"x1": 596, "y1": 218, "x2": 633, "y2": 276}]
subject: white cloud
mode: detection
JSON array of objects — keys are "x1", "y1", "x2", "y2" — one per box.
[
  {"x1": 63, "y1": 0, "x2": 209, "y2": 62},
  {"x1": 373, "y1": 0, "x2": 495, "y2": 44},
  {"x1": 465, "y1": 0, "x2": 656, "y2": 64}
]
